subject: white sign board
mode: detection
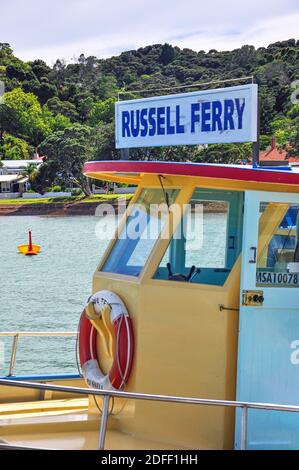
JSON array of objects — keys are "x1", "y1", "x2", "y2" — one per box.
[{"x1": 115, "y1": 84, "x2": 258, "y2": 149}]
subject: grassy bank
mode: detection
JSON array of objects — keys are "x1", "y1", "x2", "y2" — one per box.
[{"x1": 0, "y1": 193, "x2": 134, "y2": 205}]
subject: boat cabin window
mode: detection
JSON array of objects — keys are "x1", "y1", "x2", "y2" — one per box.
[
  {"x1": 101, "y1": 188, "x2": 179, "y2": 276},
  {"x1": 256, "y1": 202, "x2": 299, "y2": 287},
  {"x1": 154, "y1": 188, "x2": 244, "y2": 286}
]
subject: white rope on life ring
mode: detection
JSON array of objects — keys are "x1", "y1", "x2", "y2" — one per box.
[{"x1": 78, "y1": 290, "x2": 134, "y2": 390}]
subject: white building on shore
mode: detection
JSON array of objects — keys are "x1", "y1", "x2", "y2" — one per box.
[{"x1": 0, "y1": 159, "x2": 43, "y2": 198}]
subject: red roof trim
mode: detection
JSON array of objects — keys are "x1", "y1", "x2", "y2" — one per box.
[{"x1": 84, "y1": 161, "x2": 299, "y2": 186}]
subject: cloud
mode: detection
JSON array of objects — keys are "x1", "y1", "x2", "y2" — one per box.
[
  {"x1": 171, "y1": 12, "x2": 299, "y2": 52},
  {"x1": 1, "y1": 0, "x2": 298, "y2": 63}
]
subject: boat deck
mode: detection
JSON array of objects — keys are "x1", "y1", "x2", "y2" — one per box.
[{"x1": 0, "y1": 398, "x2": 185, "y2": 450}]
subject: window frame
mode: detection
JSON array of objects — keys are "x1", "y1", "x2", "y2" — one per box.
[
  {"x1": 98, "y1": 185, "x2": 182, "y2": 278},
  {"x1": 153, "y1": 188, "x2": 244, "y2": 286}
]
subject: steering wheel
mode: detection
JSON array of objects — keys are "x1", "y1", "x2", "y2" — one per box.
[{"x1": 166, "y1": 262, "x2": 200, "y2": 282}]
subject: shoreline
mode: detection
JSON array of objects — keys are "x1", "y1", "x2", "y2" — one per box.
[
  {"x1": 0, "y1": 198, "x2": 129, "y2": 216},
  {"x1": 0, "y1": 199, "x2": 227, "y2": 216}
]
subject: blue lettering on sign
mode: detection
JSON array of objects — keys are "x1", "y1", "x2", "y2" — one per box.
[
  {"x1": 191, "y1": 103, "x2": 200, "y2": 133},
  {"x1": 140, "y1": 108, "x2": 148, "y2": 137},
  {"x1": 166, "y1": 106, "x2": 175, "y2": 135},
  {"x1": 201, "y1": 102, "x2": 211, "y2": 132},
  {"x1": 157, "y1": 107, "x2": 165, "y2": 135},
  {"x1": 120, "y1": 97, "x2": 246, "y2": 138},
  {"x1": 235, "y1": 98, "x2": 245, "y2": 129},
  {"x1": 176, "y1": 105, "x2": 185, "y2": 134},
  {"x1": 224, "y1": 99, "x2": 235, "y2": 130},
  {"x1": 122, "y1": 111, "x2": 130, "y2": 137},
  {"x1": 131, "y1": 109, "x2": 139, "y2": 137},
  {"x1": 148, "y1": 107, "x2": 156, "y2": 137},
  {"x1": 212, "y1": 101, "x2": 222, "y2": 131}
]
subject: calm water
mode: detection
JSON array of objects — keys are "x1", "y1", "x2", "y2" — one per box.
[
  {"x1": 0, "y1": 212, "x2": 226, "y2": 376},
  {"x1": 0, "y1": 216, "x2": 110, "y2": 376}
]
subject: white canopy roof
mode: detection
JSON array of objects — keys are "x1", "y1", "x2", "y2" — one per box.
[
  {"x1": 1, "y1": 160, "x2": 43, "y2": 169},
  {"x1": 0, "y1": 174, "x2": 28, "y2": 183}
]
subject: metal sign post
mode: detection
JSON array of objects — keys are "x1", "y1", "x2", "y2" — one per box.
[
  {"x1": 252, "y1": 97, "x2": 261, "y2": 168},
  {"x1": 120, "y1": 148, "x2": 130, "y2": 160}
]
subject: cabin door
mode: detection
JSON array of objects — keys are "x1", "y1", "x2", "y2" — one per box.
[{"x1": 235, "y1": 190, "x2": 299, "y2": 450}]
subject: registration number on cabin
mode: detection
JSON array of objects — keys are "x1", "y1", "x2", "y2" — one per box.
[{"x1": 256, "y1": 272, "x2": 299, "y2": 286}]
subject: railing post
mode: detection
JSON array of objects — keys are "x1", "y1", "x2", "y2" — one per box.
[
  {"x1": 8, "y1": 334, "x2": 19, "y2": 376},
  {"x1": 98, "y1": 394, "x2": 110, "y2": 450},
  {"x1": 240, "y1": 405, "x2": 248, "y2": 450}
]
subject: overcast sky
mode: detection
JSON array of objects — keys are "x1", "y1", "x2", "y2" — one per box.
[{"x1": 1, "y1": 0, "x2": 298, "y2": 64}]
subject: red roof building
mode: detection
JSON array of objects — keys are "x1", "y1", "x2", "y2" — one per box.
[{"x1": 256, "y1": 138, "x2": 299, "y2": 165}]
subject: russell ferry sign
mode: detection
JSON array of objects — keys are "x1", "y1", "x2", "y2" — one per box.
[{"x1": 115, "y1": 83, "x2": 258, "y2": 148}]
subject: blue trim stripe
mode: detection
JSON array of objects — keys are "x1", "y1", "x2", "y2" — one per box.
[{"x1": 0, "y1": 373, "x2": 81, "y2": 381}]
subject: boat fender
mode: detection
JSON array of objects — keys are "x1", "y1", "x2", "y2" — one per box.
[{"x1": 78, "y1": 290, "x2": 134, "y2": 390}]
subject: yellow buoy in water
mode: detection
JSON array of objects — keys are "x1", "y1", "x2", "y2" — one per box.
[{"x1": 18, "y1": 230, "x2": 41, "y2": 256}]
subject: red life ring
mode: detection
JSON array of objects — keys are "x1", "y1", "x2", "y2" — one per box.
[{"x1": 78, "y1": 290, "x2": 134, "y2": 390}]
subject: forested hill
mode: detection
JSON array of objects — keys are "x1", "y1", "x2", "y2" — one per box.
[{"x1": 0, "y1": 40, "x2": 298, "y2": 193}]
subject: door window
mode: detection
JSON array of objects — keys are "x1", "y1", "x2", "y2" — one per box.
[{"x1": 256, "y1": 202, "x2": 299, "y2": 287}]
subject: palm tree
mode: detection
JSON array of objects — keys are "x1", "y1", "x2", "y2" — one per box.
[{"x1": 23, "y1": 163, "x2": 39, "y2": 184}]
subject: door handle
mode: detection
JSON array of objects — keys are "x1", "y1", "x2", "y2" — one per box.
[
  {"x1": 228, "y1": 236, "x2": 235, "y2": 249},
  {"x1": 249, "y1": 246, "x2": 257, "y2": 264}
]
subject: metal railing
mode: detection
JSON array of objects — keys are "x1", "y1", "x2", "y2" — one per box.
[
  {"x1": 1, "y1": 378, "x2": 299, "y2": 450},
  {"x1": 0, "y1": 442, "x2": 58, "y2": 450},
  {"x1": 0, "y1": 332, "x2": 77, "y2": 376}
]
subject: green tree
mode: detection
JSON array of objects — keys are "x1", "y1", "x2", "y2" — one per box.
[
  {"x1": 88, "y1": 97, "x2": 116, "y2": 126},
  {"x1": 50, "y1": 112, "x2": 72, "y2": 132},
  {"x1": 272, "y1": 118, "x2": 298, "y2": 149},
  {"x1": 4, "y1": 88, "x2": 52, "y2": 145},
  {"x1": 288, "y1": 104, "x2": 299, "y2": 119},
  {"x1": 76, "y1": 95, "x2": 94, "y2": 122},
  {"x1": 0, "y1": 134, "x2": 31, "y2": 160},
  {"x1": 29, "y1": 59, "x2": 51, "y2": 80},
  {"x1": 34, "y1": 81, "x2": 57, "y2": 105},
  {"x1": 0, "y1": 104, "x2": 20, "y2": 144},
  {"x1": 46, "y1": 96, "x2": 79, "y2": 121},
  {"x1": 192, "y1": 144, "x2": 251, "y2": 164},
  {"x1": 272, "y1": 105, "x2": 299, "y2": 156},
  {"x1": 93, "y1": 122, "x2": 119, "y2": 160},
  {"x1": 96, "y1": 75, "x2": 118, "y2": 100},
  {"x1": 0, "y1": 43, "x2": 13, "y2": 59},
  {"x1": 160, "y1": 43, "x2": 176, "y2": 66},
  {"x1": 6, "y1": 63, "x2": 29, "y2": 81},
  {"x1": 36, "y1": 124, "x2": 95, "y2": 195}
]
